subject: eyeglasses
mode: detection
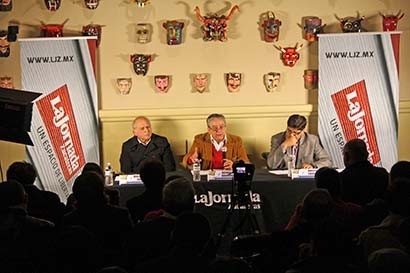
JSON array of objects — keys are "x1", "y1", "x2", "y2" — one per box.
[
  {"x1": 208, "y1": 125, "x2": 226, "y2": 132},
  {"x1": 287, "y1": 127, "x2": 303, "y2": 135}
]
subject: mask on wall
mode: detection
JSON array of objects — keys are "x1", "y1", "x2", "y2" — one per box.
[
  {"x1": 162, "y1": 20, "x2": 184, "y2": 45},
  {"x1": 304, "y1": 70, "x2": 318, "y2": 90},
  {"x1": 194, "y1": 5, "x2": 240, "y2": 42},
  {"x1": 192, "y1": 73, "x2": 209, "y2": 93},
  {"x1": 136, "y1": 23, "x2": 152, "y2": 44},
  {"x1": 304, "y1": 17, "x2": 325, "y2": 42},
  {"x1": 263, "y1": 72, "x2": 280, "y2": 92},
  {"x1": 225, "y1": 72, "x2": 242, "y2": 93},
  {"x1": 131, "y1": 0, "x2": 150, "y2": 8},
  {"x1": 261, "y1": 11, "x2": 281, "y2": 42},
  {"x1": 379, "y1": 10, "x2": 404, "y2": 31},
  {"x1": 0, "y1": 76, "x2": 13, "y2": 88},
  {"x1": 130, "y1": 54, "x2": 152, "y2": 76},
  {"x1": 116, "y1": 78, "x2": 132, "y2": 95},
  {"x1": 0, "y1": 26, "x2": 18, "y2": 58},
  {"x1": 275, "y1": 43, "x2": 303, "y2": 67},
  {"x1": 154, "y1": 75, "x2": 170, "y2": 93},
  {"x1": 39, "y1": 20, "x2": 68, "y2": 37},
  {"x1": 84, "y1": 0, "x2": 99, "y2": 9},
  {"x1": 0, "y1": 0, "x2": 12, "y2": 12},
  {"x1": 82, "y1": 24, "x2": 103, "y2": 47},
  {"x1": 335, "y1": 13, "x2": 365, "y2": 33},
  {"x1": 44, "y1": 0, "x2": 61, "y2": 11}
]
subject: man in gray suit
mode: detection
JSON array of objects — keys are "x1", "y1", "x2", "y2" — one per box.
[{"x1": 267, "y1": 114, "x2": 333, "y2": 169}]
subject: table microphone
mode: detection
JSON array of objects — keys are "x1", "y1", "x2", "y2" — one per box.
[{"x1": 222, "y1": 146, "x2": 227, "y2": 159}]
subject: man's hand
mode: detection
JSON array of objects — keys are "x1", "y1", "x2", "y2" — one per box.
[
  {"x1": 223, "y1": 159, "x2": 233, "y2": 170},
  {"x1": 283, "y1": 134, "x2": 298, "y2": 149},
  {"x1": 189, "y1": 147, "x2": 199, "y2": 164},
  {"x1": 302, "y1": 163, "x2": 314, "y2": 169}
]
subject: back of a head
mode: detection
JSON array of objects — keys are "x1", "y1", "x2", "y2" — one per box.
[
  {"x1": 287, "y1": 114, "x2": 307, "y2": 130},
  {"x1": 390, "y1": 161, "x2": 410, "y2": 182},
  {"x1": 82, "y1": 162, "x2": 104, "y2": 177},
  {"x1": 72, "y1": 172, "x2": 106, "y2": 207},
  {"x1": 389, "y1": 177, "x2": 410, "y2": 217},
  {"x1": 301, "y1": 189, "x2": 333, "y2": 223},
  {"x1": 368, "y1": 248, "x2": 410, "y2": 273},
  {"x1": 139, "y1": 159, "x2": 166, "y2": 190},
  {"x1": 315, "y1": 167, "x2": 341, "y2": 198},
  {"x1": 172, "y1": 212, "x2": 211, "y2": 251},
  {"x1": 0, "y1": 180, "x2": 26, "y2": 209},
  {"x1": 6, "y1": 161, "x2": 37, "y2": 185},
  {"x1": 162, "y1": 177, "x2": 195, "y2": 216},
  {"x1": 343, "y1": 138, "x2": 369, "y2": 166}
]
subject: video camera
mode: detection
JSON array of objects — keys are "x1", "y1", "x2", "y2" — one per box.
[{"x1": 233, "y1": 160, "x2": 255, "y2": 196}]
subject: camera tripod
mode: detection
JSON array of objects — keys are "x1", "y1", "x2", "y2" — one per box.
[{"x1": 215, "y1": 178, "x2": 261, "y2": 252}]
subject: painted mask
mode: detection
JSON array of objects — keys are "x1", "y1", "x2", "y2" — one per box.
[
  {"x1": 39, "y1": 22, "x2": 66, "y2": 37},
  {"x1": 154, "y1": 75, "x2": 170, "y2": 93},
  {"x1": 133, "y1": 0, "x2": 150, "y2": 8},
  {"x1": 304, "y1": 70, "x2": 318, "y2": 90},
  {"x1": 130, "y1": 54, "x2": 152, "y2": 76},
  {"x1": 380, "y1": 11, "x2": 404, "y2": 31},
  {"x1": 0, "y1": 31, "x2": 10, "y2": 57},
  {"x1": 0, "y1": 0, "x2": 12, "y2": 12},
  {"x1": 225, "y1": 73, "x2": 242, "y2": 93},
  {"x1": 116, "y1": 78, "x2": 132, "y2": 95},
  {"x1": 82, "y1": 24, "x2": 103, "y2": 47},
  {"x1": 263, "y1": 72, "x2": 280, "y2": 92},
  {"x1": 335, "y1": 14, "x2": 365, "y2": 33},
  {"x1": 136, "y1": 24, "x2": 152, "y2": 44},
  {"x1": 84, "y1": 0, "x2": 99, "y2": 9},
  {"x1": 304, "y1": 17, "x2": 325, "y2": 42},
  {"x1": 194, "y1": 5, "x2": 240, "y2": 42},
  {"x1": 275, "y1": 43, "x2": 303, "y2": 67},
  {"x1": 261, "y1": 11, "x2": 281, "y2": 42},
  {"x1": 44, "y1": 0, "x2": 61, "y2": 11},
  {"x1": 0, "y1": 76, "x2": 13, "y2": 88},
  {"x1": 192, "y1": 73, "x2": 209, "y2": 93},
  {"x1": 163, "y1": 20, "x2": 184, "y2": 45}
]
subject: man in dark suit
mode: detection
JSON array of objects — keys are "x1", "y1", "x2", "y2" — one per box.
[
  {"x1": 267, "y1": 114, "x2": 333, "y2": 169},
  {"x1": 120, "y1": 116, "x2": 176, "y2": 173}
]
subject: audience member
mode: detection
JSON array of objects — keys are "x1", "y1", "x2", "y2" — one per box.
[
  {"x1": 124, "y1": 177, "x2": 195, "y2": 270},
  {"x1": 182, "y1": 113, "x2": 250, "y2": 170},
  {"x1": 358, "y1": 177, "x2": 410, "y2": 259},
  {"x1": 0, "y1": 181, "x2": 55, "y2": 273},
  {"x1": 340, "y1": 138, "x2": 389, "y2": 206},
  {"x1": 267, "y1": 114, "x2": 332, "y2": 169},
  {"x1": 126, "y1": 159, "x2": 166, "y2": 224},
  {"x1": 367, "y1": 248, "x2": 410, "y2": 273},
  {"x1": 62, "y1": 172, "x2": 133, "y2": 267},
  {"x1": 135, "y1": 212, "x2": 213, "y2": 273},
  {"x1": 314, "y1": 167, "x2": 364, "y2": 236},
  {"x1": 120, "y1": 116, "x2": 176, "y2": 173},
  {"x1": 6, "y1": 161, "x2": 65, "y2": 226},
  {"x1": 389, "y1": 160, "x2": 410, "y2": 186}
]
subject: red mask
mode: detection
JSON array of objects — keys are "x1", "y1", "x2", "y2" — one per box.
[
  {"x1": 275, "y1": 43, "x2": 303, "y2": 67},
  {"x1": 380, "y1": 11, "x2": 404, "y2": 31}
]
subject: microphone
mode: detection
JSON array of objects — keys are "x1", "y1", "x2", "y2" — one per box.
[{"x1": 222, "y1": 146, "x2": 227, "y2": 159}]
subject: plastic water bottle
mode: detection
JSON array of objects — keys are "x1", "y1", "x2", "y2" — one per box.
[
  {"x1": 192, "y1": 162, "x2": 201, "y2": 182},
  {"x1": 104, "y1": 163, "x2": 114, "y2": 186},
  {"x1": 287, "y1": 156, "x2": 294, "y2": 178}
]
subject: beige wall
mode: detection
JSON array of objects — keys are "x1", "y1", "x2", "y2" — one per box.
[{"x1": 1, "y1": 0, "x2": 410, "y2": 174}]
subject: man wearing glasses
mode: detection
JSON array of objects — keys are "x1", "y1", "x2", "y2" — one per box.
[
  {"x1": 182, "y1": 113, "x2": 250, "y2": 170},
  {"x1": 267, "y1": 114, "x2": 332, "y2": 169}
]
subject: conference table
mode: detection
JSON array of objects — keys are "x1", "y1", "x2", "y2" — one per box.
[{"x1": 114, "y1": 169, "x2": 316, "y2": 236}]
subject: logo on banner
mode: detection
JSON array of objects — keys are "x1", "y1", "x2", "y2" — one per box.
[
  {"x1": 36, "y1": 85, "x2": 85, "y2": 181},
  {"x1": 331, "y1": 80, "x2": 381, "y2": 164}
]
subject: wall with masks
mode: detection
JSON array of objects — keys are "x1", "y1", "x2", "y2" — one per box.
[{"x1": 0, "y1": 0, "x2": 409, "y2": 173}]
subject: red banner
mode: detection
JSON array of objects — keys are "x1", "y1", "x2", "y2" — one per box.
[
  {"x1": 331, "y1": 80, "x2": 381, "y2": 165},
  {"x1": 36, "y1": 85, "x2": 85, "y2": 181}
]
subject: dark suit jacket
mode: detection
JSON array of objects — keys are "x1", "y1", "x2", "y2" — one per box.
[
  {"x1": 267, "y1": 131, "x2": 333, "y2": 169},
  {"x1": 182, "y1": 132, "x2": 250, "y2": 170},
  {"x1": 120, "y1": 133, "x2": 176, "y2": 173}
]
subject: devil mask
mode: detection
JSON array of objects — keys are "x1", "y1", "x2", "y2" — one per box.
[
  {"x1": 82, "y1": 24, "x2": 103, "y2": 47},
  {"x1": 0, "y1": 0, "x2": 12, "y2": 12},
  {"x1": 304, "y1": 17, "x2": 325, "y2": 42},
  {"x1": 261, "y1": 11, "x2": 281, "y2": 42},
  {"x1": 130, "y1": 54, "x2": 152, "y2": 76},
  {"x1": 380, "y1": 10, "x2": 405, "y2": 31},
  {"x1": 84, "y1": 0, "x2": 99, "y2": 9},
  {"x1": 275, "y1": 43, "x2": 303, "y2": 67},
  {"x1": 44, "y1": 0, "x2": 61, "y2": 11},
  {"x1": 0, "y1": 76, "x2": 13, "y2": 88},
  {"x1": 163, "y1": 20, "x2": 184, "y2": 45},
  {"x1": 154, "y1": 75, "x2": 170, "y2": 93}
]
